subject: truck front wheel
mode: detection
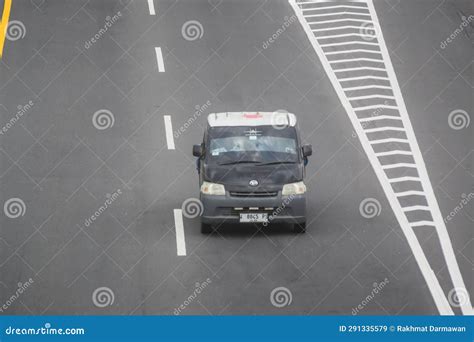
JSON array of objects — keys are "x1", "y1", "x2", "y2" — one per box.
[
  {"x1": 293, "y1": 222, "x2": 306, "y2": 233},
  {"x1": 201, "y1": 222, "x2": 213, "y2": 234}
]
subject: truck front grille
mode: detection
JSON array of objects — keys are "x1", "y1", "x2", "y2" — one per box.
[{"x1": 229, "y1": 191, "x2": 278, "y2": 198}]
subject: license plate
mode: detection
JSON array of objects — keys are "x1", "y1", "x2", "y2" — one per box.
[{"x1": 239, "y1": 213, "x2": 268, "y2": 223}]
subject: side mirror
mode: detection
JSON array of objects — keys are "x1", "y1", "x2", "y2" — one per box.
[
  {"x1": 193, "y1": 144, "x2": 203, "y2": 157},
  {"x1": 302, "y1": 144, "x2": 312, "y2": 157}
]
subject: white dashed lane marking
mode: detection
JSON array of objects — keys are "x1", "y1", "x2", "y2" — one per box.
[
  {"x1": 163, "y1": 115, "x2": 175, "y2": 150},
  {"x1": 290, "y1": 0, "x2": 472, "y2": 315},
  {"x1": 155, "y1": 47, "x2": 165, "y2": 72},
  {"x1": 147, "y1": 0, "x2": 156, "y2": 15},
  {"x1": 173, "y1": 209, "x2": 187, "y2": 256}
]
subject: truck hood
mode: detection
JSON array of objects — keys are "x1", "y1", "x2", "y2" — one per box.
[{"x1": 203, "y1": 163, "x2": 303, "y2": 192}]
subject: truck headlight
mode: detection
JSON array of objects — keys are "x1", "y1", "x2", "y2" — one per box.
[
  {"x1": 200, "y1": 181, "x2": 226, "y2": 196},
  {"x1": 282, "y1": 182, "x2": 306, "y2": 196}
]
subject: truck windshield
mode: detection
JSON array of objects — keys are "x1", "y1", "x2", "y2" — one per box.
[{"x1": 207, "y1": 126, "x2": 299, "y2": 164}]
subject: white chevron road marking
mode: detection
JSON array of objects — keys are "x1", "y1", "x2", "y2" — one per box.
[{"x1": 290, "y1": 0, "x2": 472, "y2": 315}]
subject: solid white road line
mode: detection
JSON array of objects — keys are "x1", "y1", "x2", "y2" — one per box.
[
  {"x1": 330, "y1": 57, "x2": 384, "y2": 64},
  {"x1": 309, "y1": 18, "x2": 372, "y2": 24},
  {"x1": 301, "y1": 5, "x2": 367, "y2": 11},
  {"x1": 358, "y1": 115, "x2": 402, "y2": 122},
  {"x1": 349, "y1": 94, "x2": 395, "y2": 101},
  {"x1": 147, "y1": 0, "x2": 156, "y2": 15},
  {"x1": 411, "y1": 221, "x2": 435, "y2": 227},
  {"x1": 381, "y1": 163, "x2": 416, "y2": 170},
  {"x1": 314, "y1": 32, "x2": 373, "y2": 39},
  {"x1": 303, "y1": 11, "x2": 370, "y2": 18},
  {"x1": 395, "y1": 190, "x2": 426, "y2": 197},
  {"x1": 343, "y1": 84, "x2": 392, "y2": 91},
  {"x1": 164, "y1": 115, "x2": 175, "y2": 150},
  {"x1": 402, "y1": 205, "x2": 431, "y2": 211},
  {"x1": 354, "y1": 104, "x2": 397, "y2": 111},
  {"x1": 337, "y1": 67, "x2": 387, "y2": 73},
  {"x1": 389, "y1": 177, "x2": 421, "y2": 183},
  {"x1": 374, "y1": 149, "x2": 412, "y2": 156},
  {"x1": 155, "y1": 47, "x2": 165, "y2": 72},
  {"x1": 322, "y1": 41, "x2": 379, "y2": 47},
  {"x1": 325, "y1": 49, "x2": 381, "y2": 56},
  {"x1": 339, "y1": 75, "x2": 388, "y2": 82},
  {"x1": 311, "y1": 25, "x2": 369, "y2": 32},
  {"x1": 173, "y1": 209, "x2": 187, "y2": 256},
  {"x1": 369, "y1": 137, "x2": 408, "y2": 145}
]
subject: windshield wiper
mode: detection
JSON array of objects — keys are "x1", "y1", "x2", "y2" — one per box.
[
  {"x1": 219, "y1": 160, "x2": 262, "y2": 166},
  {"x1": 256, "y1": 161, "x2": 297, "y2": 166}
]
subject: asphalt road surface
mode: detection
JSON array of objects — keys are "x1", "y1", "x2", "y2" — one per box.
[{"x1": 0, "y1": 0, "x2": 472, "y2": 315}]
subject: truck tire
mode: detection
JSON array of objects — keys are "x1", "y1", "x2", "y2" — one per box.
[
  {"x1": 201, "y1": 223, "x2": 213, "y2": 234},
  {"x1": 293, "y1": 222, "x2": 306, "y2": 234}
]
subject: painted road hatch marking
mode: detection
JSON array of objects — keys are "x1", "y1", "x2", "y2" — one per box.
[{"x1": 290, "y1": 0, "x2": 472, "y2": 315}]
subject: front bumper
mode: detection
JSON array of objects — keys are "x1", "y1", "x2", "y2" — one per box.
[{"x1": 200, "y1": 192, "x2": 306, "y2": 225}]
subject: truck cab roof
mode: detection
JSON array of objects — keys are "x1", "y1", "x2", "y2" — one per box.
[{"x1": 207, "y1": 111, "x2": 297, "y2": 128}]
